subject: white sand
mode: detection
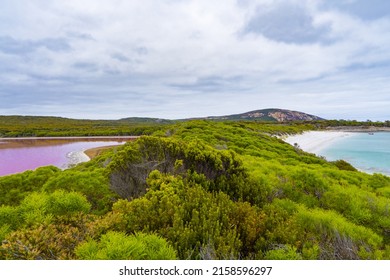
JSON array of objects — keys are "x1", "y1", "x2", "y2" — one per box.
[
  {"x1": 283, "y1": 131, "x2": 357, "y2": 155},
  {"x1": 64, "y1": 150, "x2": 90, "y2": 168}
]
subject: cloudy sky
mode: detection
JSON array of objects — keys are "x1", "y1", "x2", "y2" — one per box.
[{"x1": 1, "y1": 0, "x2": 390, "y2": 120}]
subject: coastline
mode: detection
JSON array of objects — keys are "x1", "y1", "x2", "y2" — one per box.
[
  {"x1": 325, "y1": 126, "x2": 390, "y2": 132},
  {"x1": 65, "y1": 150, "x2": 90, "y2": 168},
  {"x1": 283, "y1": 130, "x2": 357, "y2": 155},
  {"x1": 67, "y1": 144, "x2": 125, "y2": 167},
  {"x1": 0, "y1": 136, "x2": 139, "y2": 150},
  {"x1": 83, "y1": 144, "x2": 122, "y2": 159},
  {"x1": 0, "y1": 136, "x2": 140, "y2": 140},
  {"x1": 284, "y1": 130, "x2": 390, "y2": 176}
]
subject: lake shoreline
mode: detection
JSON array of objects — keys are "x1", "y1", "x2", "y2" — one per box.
[
  {"x1": 83, "y1": 145, "x2": 123, "y2": 159},
  {"x1": 0, "y1": 136, "x2": 140, "y2": 140},
  {"x1": 0, "y1": 136, "x2": 138, "y2": 150}
]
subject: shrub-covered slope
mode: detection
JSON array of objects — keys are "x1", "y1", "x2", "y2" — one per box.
[{"x1": 0, "y1": 120, "x2": 389, "y2": 259}]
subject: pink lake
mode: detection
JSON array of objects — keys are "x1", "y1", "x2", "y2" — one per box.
[{"x1": 0, "y1": 137, "x2": 135, "y2": 176}]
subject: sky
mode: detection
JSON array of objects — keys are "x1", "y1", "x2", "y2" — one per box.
[{"x1": 1, "y1": 0, "x2": 390, "y2": 121}]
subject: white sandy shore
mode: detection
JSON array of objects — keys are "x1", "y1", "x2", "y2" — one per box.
[
  {"x1": 283, "y1": 131, "x2": 357, "y2": 155},
  {"x1": 64, "y1": 150, "x2": 91, "y2": 168},
  {"x1": 64, "y1": 143, "x2": 125, "y2": 168}
]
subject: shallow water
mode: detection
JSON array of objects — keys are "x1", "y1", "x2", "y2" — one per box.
[
  {"x1": 319, "y1": 132, "x2": 390, "y2": 176},
  {"x1": 0, "y1": 139, "x2": 125, "y2": 176}
]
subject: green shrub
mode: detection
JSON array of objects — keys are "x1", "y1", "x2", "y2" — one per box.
[
  {"x1": 264, "y1": 245, "x2": 302, "y2": 260},
  {"x1": 76, "y1": 231, "x2": 177, "y2": 260},
  {"x1": 43, "y1": 170, "x2": 116, "y2": 214},
  {"x1": 332, "y1": 160, "x2": 358, "y2": 171},
  {"x1": 46, "y1": 190, "x2": 91, "y2": 216}
]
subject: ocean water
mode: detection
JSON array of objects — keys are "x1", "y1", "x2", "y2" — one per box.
[{"x1": 319, "y1": 132, "x2": 390, "y2": 176}]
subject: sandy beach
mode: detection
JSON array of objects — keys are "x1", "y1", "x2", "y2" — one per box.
[
  {"x1": 283, "y1": 131, "x2": 357, "y2": 155},
  {"x1": 65, "y1": 150, "x2": 91, "y2": 168},
  {"x1": 66, "y1": 143, "x2": 128, "y2": 168},
  {"x1": 64, "y1": 144, "x2": 125, "y2": 168}
]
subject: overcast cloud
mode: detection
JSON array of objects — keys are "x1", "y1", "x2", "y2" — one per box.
[{"x1": 0, "y1": 0, "x2": 389, "y2": 120}]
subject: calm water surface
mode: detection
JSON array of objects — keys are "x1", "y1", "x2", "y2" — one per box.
[
  {"x1": 319, "y1": 132, "x2": 390, "y2": 176},
  {"x1": 0, "y1": 138, "x2": 127, "y2": 176}
]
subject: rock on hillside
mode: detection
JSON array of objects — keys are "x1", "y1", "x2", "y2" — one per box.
[{"x1": 206, "y1": 108, "x2": 324, "y2": 122}]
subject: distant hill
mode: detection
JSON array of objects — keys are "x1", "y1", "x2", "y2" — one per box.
[
  {"x1": 0, "y1": 109, "x2": 323, "y2": 137},
  {"x1": 0, "y1": 109, "x2": 323, "y2": 128},
  {"x1": 204, "y1": 108, "x2": 324, "y2": 122}
]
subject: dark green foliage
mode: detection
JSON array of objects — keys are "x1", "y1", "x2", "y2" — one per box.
[
  {"x1": 107, "y1": 136, "x2": 248, "y2": 201},
  {"x1": 105, "y1": 171, "x2": 244, "y2": 259},
  {"x1": 315, "y1": 119, "x2": 390, "y2": 129},
  {"x1": 0, "y1": 166, "x2": 61, "y2": 206},
  {"x1": 0, "y1": 214, "x2": 94, "y2": 260},
  {"x1": 332, "y1": 159, "x2": 358, "y2": 171},
  {"x1": 368, "y1": 173, "x2": 390, "y2": 189}
]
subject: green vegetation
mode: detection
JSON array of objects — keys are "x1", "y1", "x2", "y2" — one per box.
[
  {"x1": 0, "y1": 115, "x2": 169, "y2": 137},
  {"x1": 76, "y1": 231, "x2": 177, "y2": 260},
  {"x1": 1, "y1": 120, "x2": 389, "y2": 259},
  {"x1": 316, "y1": 119, "x2": 390, "y2": 128}
]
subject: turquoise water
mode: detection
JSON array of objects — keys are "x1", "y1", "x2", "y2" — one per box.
[{"x1": 319, "y1": 132, "x2": 390, "y2": 176}]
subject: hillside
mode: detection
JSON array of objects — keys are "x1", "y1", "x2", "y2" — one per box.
[
  {"x1": 1, "y1": 120, "x2": 389, "y2": 260},
  {"x1": 0, "y1": 109, "x2": 322, "y2": 137},
  {"x1": 205, "y1": 108, "x2": 324, "y2": 122}
]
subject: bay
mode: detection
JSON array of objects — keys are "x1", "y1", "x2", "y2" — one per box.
[{"x1": 319, "y1": 132, "x2": 390, "y2": 176}]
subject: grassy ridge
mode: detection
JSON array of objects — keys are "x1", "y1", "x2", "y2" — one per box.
[{"x1": 0, "y1": 120, "x2": 389, "y2": 260}]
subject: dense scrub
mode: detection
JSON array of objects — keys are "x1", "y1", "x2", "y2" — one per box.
[
  {"x1": 1, "y1": 120, "x2": 389, "y2": 259},
  {"x1": 0, "y1": 116, "x2": 167, "y2": 137}
]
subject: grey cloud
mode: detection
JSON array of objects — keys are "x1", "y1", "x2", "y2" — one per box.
[
  {"x1": 0, "y1": 83, "x2": 69, "y2": 103},
  {"x1": 134, "y1": 47, "x2": 148, "y2": 55},
  {"x1": 0, "y1": 36, "x2": 71, "y2": 55},
  {"x1": 111, "y1": 53, "x2": 130, "y2": 62},
  {"x1": 243, "y1": 3, "x2": 331, "y2": 44},
  {"x1": 0, "y1": 75, "x2": 175, "y2": 118},
  {"x1": 66, "y1": 31, "x2": 95, "y2": 41},
  {"x1": 169, "y1": 76, "x2": 246, "y2": 92},
  {"x1": 0, "y1": 36, "x2": 33, "y2": 54},
  {"x1": 322, "y1": 0, "x2": 390, "y2": 21},
  {"x1": 72, "y1": 62, "x2": 98, "y2": 72},
  {"x1": 38, "y1": 38, "x2": 72, "y2": 52}
]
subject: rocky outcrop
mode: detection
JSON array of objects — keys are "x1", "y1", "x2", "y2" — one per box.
[
  {"x1": 206, "y1": 108, "x2": 324, "y2": 122},
  {"x1": 268, "y1": 110, "x2": 322, "y2": 122}
]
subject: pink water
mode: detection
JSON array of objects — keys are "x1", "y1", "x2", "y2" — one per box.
[{"x1": 0, "y1": 138, "x2": 126, "y2": 176}]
